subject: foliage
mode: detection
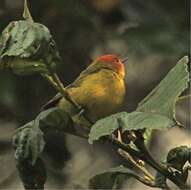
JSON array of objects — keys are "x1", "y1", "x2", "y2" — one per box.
[
  {"x1": 0, "y1": 1, "x2": 190, "y2": 190},
  {"x1": 137, "y1": 56, "x2": 189, "y2": 120},
  {"x1": 13, "y1": 108, "x2": 73, "y2": 165},
  {"x1": 166, "y1": 146, "x2": 191, "y2": 171},
  {"x1": 0, "y1": 2, "x2": 60, "y2": 76}
]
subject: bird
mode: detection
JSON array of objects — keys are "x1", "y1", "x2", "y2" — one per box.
[{"x1": 42, "y1": 54, "x2": 127, "y2": 124}]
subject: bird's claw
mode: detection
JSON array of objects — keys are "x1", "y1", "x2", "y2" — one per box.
[{"x1": 77, "y1": 106, "x2": 85, "y2": 117}]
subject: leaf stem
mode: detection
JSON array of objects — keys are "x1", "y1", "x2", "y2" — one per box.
[
  {"x1": 133, "y1": 132, "x2": 189, "y2": 190},
  {"x1": 41, "y1": 74, "x2": 58, "y2": 91},
  {"x1": 110, "y1": 136, "x2": 189, "y2": 190},
  {"x1": 118, "y1": 149, "x2": 154, "y2": 181},
  {"x1": 43, "y1": 59, "x2": 93, "y2": 125},
  {"x1": 51, "y1": 72, "x2": 82, "y2": 110}
]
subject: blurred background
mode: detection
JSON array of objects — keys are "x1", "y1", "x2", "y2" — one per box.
[{"x1": 0, "y1": 0, "x2": 190, "y2": 189}]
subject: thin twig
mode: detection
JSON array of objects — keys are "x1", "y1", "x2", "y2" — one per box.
[
  {"x1": 133, "y1": 132, "x2": 190, "y2": 190},
  {"x1": 41, "y1": 74, "x2": 58, "y2": 90},
  {"x1": 110, "y1": 136, "x2": 189, "y2": 190},
  {"x1": 118, "y1": 149, "x2": 154, "y2": 181}
]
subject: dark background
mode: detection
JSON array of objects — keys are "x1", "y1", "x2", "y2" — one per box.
[{"x1": 0, "y1": 0, "x2": 190, "y2": 189}]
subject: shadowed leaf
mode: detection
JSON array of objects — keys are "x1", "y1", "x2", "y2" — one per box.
[
  {"x1": 166, "y1": 146, "x2": 191, "y2": 171},
  {"x1": 13, "y1": 108, "x2": 74, "y2": 165}
]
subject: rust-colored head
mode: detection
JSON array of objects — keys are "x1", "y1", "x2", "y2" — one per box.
[{"x1": 96, "y1": 54, "x2": 126, "y2": 78}]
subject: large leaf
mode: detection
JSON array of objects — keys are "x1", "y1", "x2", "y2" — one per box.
[
  {"x1": 13, "y1": 121, "x2": 45, "y2": 166},
  {"x1": 35, "y1": 107, "x2": 74, "y2": 134},
  {"x1": 89, "y1": 111, "x2": 174, "y2": 144},
  {"x1": 12, "y1": 108, "x2": 74, "y2": 165},
  {"x1": 89, "y1": 165, "x2": 136, "y2": 189},
  {"x1": 137, "y1": 56, "x2": 189, "y2": 120}
]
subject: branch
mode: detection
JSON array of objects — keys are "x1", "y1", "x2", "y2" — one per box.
[
  {"x1": 134, "y1": 132, "x2": 190, "y2": 190},
  {"x1": 109, "y1": 135, "x2": 189, "y2": 190},
  {"x1": 118, "y1": 149, "x2": 154, "y2": 181}
]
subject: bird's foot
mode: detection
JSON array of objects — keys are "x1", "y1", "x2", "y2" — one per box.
[{"x1": 77, "y1": 105, "x2": 85, "y2": 117}]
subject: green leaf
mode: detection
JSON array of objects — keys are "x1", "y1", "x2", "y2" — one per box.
[
  {"x1": 12, "y1": 108, "x2": 74, "y2": 165},
  {"x1": 137, "y1": 56, "x2": 189, "y2": 121},
  {"x1": 0, "y1": 20, "x2": 61, "y2": 75},
  {"x1": 89, "y1": 111, "x2": 174, "y2": 144},
  {"x1": 89, "y1": 165, "x2": 136, "y2": 189},
  {"x1": 13, "y1": 121, "x2": 45, "y2": 166},
  {"x1": 35, "y1": 107, "x2": 75, "y2": 134},
  {"x1": 166, "y1": 146, "x2": 191, "y2": 171},
  {"x1": 17, "y1": 158, "x2": 46, "y2": 189}
]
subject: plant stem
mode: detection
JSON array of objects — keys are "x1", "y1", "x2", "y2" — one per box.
[
  {"x1": 133, "y1": 133, "x2": 189, "y2": 190},
  {"x1": 110, "y1": 136, "x2": 189, "y2": 190},
  {"x1": 41, "y1": 74, "x2": 58, "y2": 90},
  {"x1": 51, "y1": 72, "x2": 81, "y2": 110},
  {"x1": 118, "y1": 149, "x2": 154, "y2": 181},
  {"x1": 43, "y1": 61, "x2": 93, "y2": 125}
]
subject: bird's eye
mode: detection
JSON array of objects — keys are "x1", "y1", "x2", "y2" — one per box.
[{"x1": 114, "y1": 57, "x2": 119, "y2": 62}]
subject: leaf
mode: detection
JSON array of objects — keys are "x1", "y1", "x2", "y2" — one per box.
[
  {"x1": 12, "y1": 108, "x2": 74, "y2": 165},
  {"x1": 137, "y1": 56, "x2": 189, "y2": 121},
  {"x1": 35, "y1": 107, "x2": 75, "y2": 134},
  {"x1": 89, "y1": 165, "x2": 136, "y2": 189},
  {"x1": 89, "y1": 111, "x2": 174, "y2": 144},
  {"x1": 16, "y1": 158, "x2": 46, "y2": 189},
  {"x1": 0, "y1": 20, "x2": 61, "y2": 75},
  {"x1": 13, "y1": 121, "x2": 45, "y2": 166},
  {"x1": 166, "y1": 146, "x2": 191, "y2": 171}
]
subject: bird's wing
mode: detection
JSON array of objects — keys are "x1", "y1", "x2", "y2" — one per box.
[
  {"x1": 41, "y1": 61, "x2": 107, "y2": 110},
  {"x1": 68, "y1": 61, "x2": 107, "y2": 88}
]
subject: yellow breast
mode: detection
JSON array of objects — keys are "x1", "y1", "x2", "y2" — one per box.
[{"x1": 62, "y1": 69, "x2": 126, "y2": 122}]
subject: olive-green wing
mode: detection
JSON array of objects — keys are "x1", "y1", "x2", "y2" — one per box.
[{"x1": 41, "y1": 61, "x2": 106, "y2": 110}]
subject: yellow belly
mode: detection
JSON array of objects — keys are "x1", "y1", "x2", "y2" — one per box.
[{"x1": 59, "y1": 69, "x2": 126, "y2": 122}]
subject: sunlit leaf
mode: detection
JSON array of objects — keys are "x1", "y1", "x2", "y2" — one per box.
[
  {"x1": 89, "y1": 111, "x2": 174, "y2": 144},
  {"x1": 137, "y1": 56, "x2": 189, "y2": 121}
]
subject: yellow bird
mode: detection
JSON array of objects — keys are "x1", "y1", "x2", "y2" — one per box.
[{"x1": 42, "y1": 54, "x2": 127, "y2": 124}]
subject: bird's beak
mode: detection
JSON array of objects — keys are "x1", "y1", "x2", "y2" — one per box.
[{"x1": 122, "y1": 57, "x2": 128, "y2": 63}]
